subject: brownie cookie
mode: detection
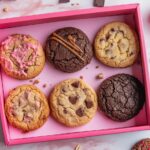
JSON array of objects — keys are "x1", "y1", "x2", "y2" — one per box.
[
  {"x1": 98, "y1": 74, "x2": 145, "y2": 121},
  {"x1": 5, "y1": 85, "x2": 50, "y2": 132},
  {"x1": 45, "y1": 27, "x2": 93, "y2": 73},
  {"x1": 94, "y1": 22, "x2": 139, "y2": 67},
  {"x1": 49, "y1": 79, "x2": 97, "y2": 127},
  {"x1": 0, "y1": 34, "x2": 45, "y2": 80},
  {"x1": 132, "y1": 138, "x2": 150, "y2": 150}
]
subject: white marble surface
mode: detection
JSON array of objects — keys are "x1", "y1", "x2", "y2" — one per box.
[{"x1": 0, "y1": 0, "x2": 150, "y2": 149}]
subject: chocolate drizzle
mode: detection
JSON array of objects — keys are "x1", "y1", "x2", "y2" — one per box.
[{"x1": 50, "y1": 33, "x2": 85, "y2": 62}]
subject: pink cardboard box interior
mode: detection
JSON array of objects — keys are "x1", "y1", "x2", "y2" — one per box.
[{"x1": 0, "y1": 3, "x2": 149, "y2": 145}]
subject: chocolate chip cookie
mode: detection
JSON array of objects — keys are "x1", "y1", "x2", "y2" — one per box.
[
  {"x1": 0, "y1": 34, "x2": 45, "y2": 80},
  {"x1": 132, "y1": 138, "x2": 150, "y2": 150},
  {"x1": 94, "y1": 22, "x2": 139, "y2": 67},
  {"x1": 98, "y1": 74, "x2": 145, "y2": 121},
  {"x1": 5, "y1": 85, "x2": 50, "y2": 132},
  {"x1": 49, "y1": 79, "x2": 97, "y2": 127},
  {"x1": 45, "y1": 27, "x2": 93, "y2": 73}
]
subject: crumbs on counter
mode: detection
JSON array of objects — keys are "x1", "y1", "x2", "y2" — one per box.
[
  {"x1": 59, "y1": 0, "x2": 70, "y2": 3},
  {"x1": 43, "y1": 84, "x2": 47, "y2": 88},
  {"x1": 95, "y1": 65, "x2": 99, "y2": 69},
  {"x1": 33, "y1": 79, "x2": 40, "y2": 85},
  {"x1": 96, "y1": 73, "x2": 104, "y2": 79},
  {"x1": 94, "y1": 0, "x2": 105, "y2": 7},
  {"x1": 29, "y1": 79, "x2": 33, "y2": 82},
  {"x1": 71, "y1": 3, "x2": 80, "y2": 6},
  {"x1": 74, "y1": 144, "x2": 81, "y2": 150},
  {"x1": 80, "y1": 76, "x2": 83, "y2": 79},
  {"x1": 2, "y1": 7, "x2": 9, "y2": 12}
]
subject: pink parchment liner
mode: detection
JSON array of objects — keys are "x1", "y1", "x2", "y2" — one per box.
[{"x1": 0, "y1": 14, "x2": 147, "y2": 140}]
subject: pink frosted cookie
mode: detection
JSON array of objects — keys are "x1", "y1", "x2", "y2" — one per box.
[
  {"x1": 5, "y1": 85, "x2": 50, "y2": 132},
  {"x1": 0, "y1": 34, "x2": 45, "y2": 80}
]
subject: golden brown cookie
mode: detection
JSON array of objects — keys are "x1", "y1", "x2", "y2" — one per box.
[
  {"x1": 49, "y1": 79, "x2": 97, "y2": 127},
  {"x1": 94, "y1": 22, "x2": 139, "y2": 67},
  {"x1": 0, "y1": 34, "x2": 45, "y2": 80},
  {"x1": 5, "y1": 85, "x2": 50, "y2": 132}
]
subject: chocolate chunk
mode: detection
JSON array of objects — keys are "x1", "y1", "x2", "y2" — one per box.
[
  {"x1": 69, "y1": 96, "x2": 78, "y2": 104},
  {"x1": 85, "y1": 100, "x2": 93, "y2": 109},
  {"x1": 76, "y1": 108, "x2": 84, "y2": 117},
  {"x1": 63, "y1": 109, "x2": 67, "y2": 114},
  {"x1": 24, "y1": 68, "x2": 28, "y2": 73},
  {"x1": 111, "y1": 28, "x2": 115, "y2": 32},
  {"x1": 106, "y1": 34, "x2": 110, "y2": 40},
  {"x1": 59, "y1": 0, "x2": 70, "y2": 3},
  {"x1": 71, "y1": 81, "x2": 80, "y2": 88},
  {"x1": 61, "y1": 87, "x2": 67, "y2": 92},
  {"x1": 105, "y1": 49, "x2": 112, "y2": 55},
  {"x1": 100, "y1": 38, "x2": 105, "y2": 42},
  {"x1": 94, "y1": 0, "x2": 105, "y2": 7}
]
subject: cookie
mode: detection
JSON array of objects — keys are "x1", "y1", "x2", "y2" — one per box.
[
  {"x1": 98, "y1": 74, "x2": 145, "y2": 121},
  {"x1": 0, "y1": 34, "x2": 45, "y2": 80},
  {"x1": 94, "y1": 22, "x2": 139, "y2": 67},
  {"x1": 132, "y1": 138, "x2": 150, "y2": 150},
  {"x1": 5, "y1": 85, "x2": 50, "y2": 132},
  {"x1": 45, "y1": 27, "x2": 93, "y2": 73},
  {"x1": 49, "y1": 79, "x2": 97, "y2": 127}
]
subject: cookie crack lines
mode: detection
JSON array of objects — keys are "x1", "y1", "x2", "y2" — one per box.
[{"x1": 98, "y1": 74, "x2": 145, "y2": 121}]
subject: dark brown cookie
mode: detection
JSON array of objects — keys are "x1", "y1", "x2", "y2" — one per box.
[
  {"x1": 132, "y1": 138, "x2": 150, "y2": 150},
  {"x1": 45, "y1": 27, "x2": 93, "y2": 73},
  {"x1": 98, "y1": 74, "x2": 145, "y2": 122}
]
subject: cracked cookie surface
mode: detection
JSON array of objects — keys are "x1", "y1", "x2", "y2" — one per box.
[
  {"x1": 0, "y1": 34, "x2": 45, "y2": 80},
  {"x1": 5, "y1": 85, "x2": 50, "y2": 132},
  {"x1": 45, "y1": 27, "x2": 93, "y2": 73},
  {"x1": 132, "y1": 138, "x2": 150, "y2": 150},
  {"x1": 98, "y1": 74, "x2": 145, "y2": 121},
  {"x1": 94, "y1": 22, "x2": 139, "y2": 67},
  {"x1": 49, "y1": 79, "x2": 97, "y2": 127}
]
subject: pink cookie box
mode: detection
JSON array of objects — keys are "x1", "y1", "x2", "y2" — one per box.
[{"x1": 0, "y1": 3, "x2": 150, "y2": 145}]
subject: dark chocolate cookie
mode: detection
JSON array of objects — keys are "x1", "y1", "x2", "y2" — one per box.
[
  {"x1": 45, "y1": 27, "x2": 93, "y2": 73},
  {"x1": 98, "y1": 74, "x2": 145, "y2": 122},
  {"x1": 132, "y1": 138, "x2": 150, "y2": 150}
]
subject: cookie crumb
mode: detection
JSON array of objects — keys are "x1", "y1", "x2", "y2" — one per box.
[
  {"x1": 85, "y1": 67, "x2": 88, "y2": 69},
  {"x1": 2, "y1": 7, "x2": 9, "y2": 12},
  {"x1": 33, "y1": 80, "x2": 40, "y2": 85},
  {"x1": 76, "y1": 3, "x2": 79, "y2": 5},
  {"x1": 43, "y1": 84, "x2": 47, "y2": 88},
  {"x1": 94, "y1": 0, "x2": 105, "y2": 7},
  {"x1": 95, "y1": 65, "x2": 99, "y2": 69},
  {"x1": 96, "y1": 73, "x2": 103, "y2": 79},
  {"x1": 71, "y1": 3, "x2": 75, "y2": 6},
  {"x1": 80, "y1": 76, "x2": 83, "y2": 79},
  {"x1": 29, "y1": 80, "x2": 33, "y2": 82},
  {"x1": 74, "y1": 144, "x2": 81, "y2": 150}
]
